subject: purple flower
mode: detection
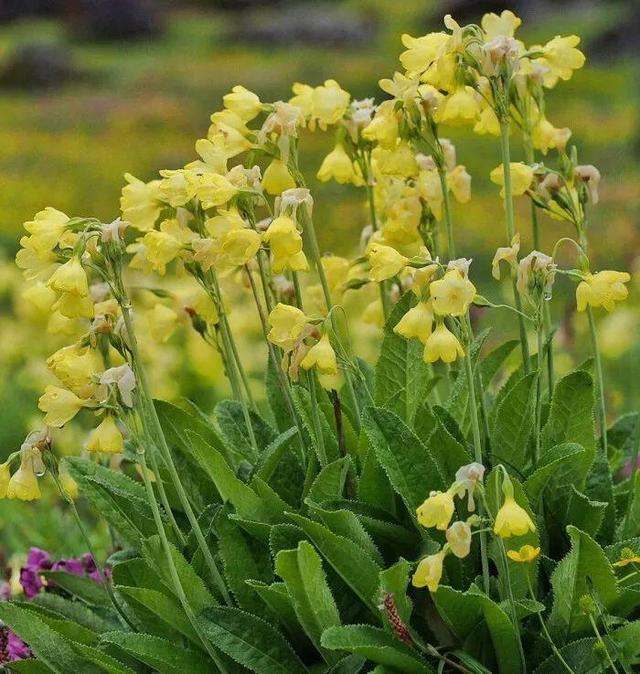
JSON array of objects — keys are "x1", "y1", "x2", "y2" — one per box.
[
  {"x1": 19, "y1": 567, "x2": 43, "y2": 599},
  {"x1": 52, "y1": 558, "x2": 85, "y2": 576},
  {"x1": 7, "y1": 631, "x2": 31, "y2": 661},
  {"x1": 0, "y1": 582, "x2": 11, "y2": 600},
  {"x1": 25, "y1": 548, "x2": 51, "y2": 572}
]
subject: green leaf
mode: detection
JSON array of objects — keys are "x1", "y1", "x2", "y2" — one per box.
[
  {"x1": 291, "y1": 384, "x2": 340, "y2": 465},
  {"x1": 428, "y1": 407, "x2": 472, "y2": 483},
  {"x1": 541, "y1": 370, "x2": 596, "y2": 484},
  {"x1": 199, "y1": 606, "x2": 308, "y2": 673},
  {"x1": 524, "y1": 443, "x2": 585, "y2": 506},
  {"x1": 434, "y1": 586, "x2": 523, "y2": 674},
  {"x1": 307, "y1": 457, "x2": 352, "y2": 505},
  {"x1": 66, "y1": 458, "x2": 165, "y2": 547},
  {"x1": 321, "y1": 625, "x2": 434, "y2": 674},
  {"x1": 326, "y1": 654, "x2": 367, "y2": 674},
  {"x1": 532, "y1": 637, "x2": 597, "y2": 674},
  {"x1": 379, "y1": 559, "x2": 413, "y2": 628},
  {"x1": 275, "y1": 541, "x2": 341, "y2": 662},
  {"x1": 32, "y1": 593, "x2": 113, "y2": 633},
  {"x1": 585, "y1": 443, "x2": 615, "y2": 545},
  {"x1": 101, "y1": 632, "x2": 211, "y2": 674},
  {"x1": 362, "y1": 406, "x2": 446, "y2": 514},
  {"x1": 41, "y1": 571, "x2": 111, "y2": 608},
  {"x1": 374, "y1": 293, "x2": 430, "y2": 424},
  {"x1": 490, "y1": 372, "x2": 537, "y2": 471},
  {"x1": 71, "y1": 643, "x2": 136, "y2": 674},
  {"x1": 358, "y1": 437, "x2": 396, "y2": 515},
  {"x1": 216, "y1": 399, "x2": 277, "y2": 461},
  {"x1": 286, "y1": 513, "x2": 382, "y2": 613},
  {"x1": 619, "y1": 470, "x2": 640, "y2": 538},
  {"x1": 565, "y1": 487, "x2": 607, "y2": 538},
  {"x1": 254, "y1": 426, "x2": 299, "y2": 483},
  {"x1": 548, "y1": 525, "x2": 619, "y2": 643},
  {"x1": 8, "y1": 661, "x2": 56, "y2": 674},
  {"x1": 142, "y1": 535, "x2": 216, "y2": 614},
  {"x1": 0, "y1": 603, "x2": 102, "y2": 674},
  {"x1": 480, "y1": 339, "x2": 519, "y2": 389}
]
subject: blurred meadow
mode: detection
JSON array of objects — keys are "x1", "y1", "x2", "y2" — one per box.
[{"x1": 0, "y1": 0, "x2": 638, "y2": 557}]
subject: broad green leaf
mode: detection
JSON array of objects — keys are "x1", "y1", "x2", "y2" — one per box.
[
  {"x1": 585, "y1": 444, "x2": 615, "y2": 544},
  {"x1": 480, "y1": 339, "x2": 519, "y2": 389},
  {"x1": 71, "y1": 643, "x2": 135, "y2": 674},
  {"x1": 434, "y1": 586, "x2": 523, "y2": 674},
  {"x1": 215, "y1": 399, "x2": 277, "y2": 461},
  {"x1": 363, "y1": 406, "x2": 446, "y2": 514},
  {"x1": 619, "y1": 470, "x2": 640, "y2": 538},
  {"x1": 326, "y1": 654, "x2": 367, "y2": 673},
  {"x1": 291, "y1": 384, "x2": 340, "y2": 465},
  {"x1": 266, "y1": 353, "x2": 294, "y2": 432},
  {"x1": 142, "y1": 535, "x2": 216, "y2": 614},
  {"x1": 565, "y1": 487, "x2": 607, "y2": 537},
  {"x1": 12, "y1": 601, "x2": 97, "y2": 646},
  {"x1": 358, "y1": 437, "x2": 396, "y2": 515},
  {"x1": 8, "y1": 661, "x2": 56, "y2": 674},
  {"x1": 524, "y1": 443, "x2": 585, "y2": 506},
  {"x1": 490, "y1": 372, "x2": 537, "y2": 471},
  {"x1": 101, "y1": 632, "x2": 211, "y2": 674},
  {"x1": 287, "y1": 513, "x2": 382, "y2": 613},
  {"x1": 0, "y1": 603, "x2": 101, "y2": 674},
  {"x1": 199, "y1": 606, "x2": 308, "y2": 673},
  {"x1": 254, "y1": 426, "x2": 299, "y2": 482},
  {"x1": 321, "y1": 624, "x2": 434, "y2": 673},
  {"x1": 374, "y1": 292, "x2": 430, "y2": 424},
  {"x1": 532, "y1": 637, "x2": 597, "y2": 674},
  {"x1": 275, "y1": 541, "x2": 341, "y2": 662},
  {"x1": 32, "y1": 593, "x2": 113, "y2": 633},
  {"x1": 307, "y1": 457, "x2": 352, "y2": 505},
  {"x1": 379, "y1": 559, "x2": 413, "y2": 628},
  {"x1": 41, "y1": 571, "x2": 111, "y2": 608},
  {"x1": 548, "y1": 525, "x2": 619, "y2": 643},
  {"x1": 428, "y1": 407, "x2": 472, "y2": 483},
  {"x1": 541, "y1": 370, "x2": 596, "y2": 484},
  {"x1": 608, "y1": 412, "x2": 640, "y2": 458}
]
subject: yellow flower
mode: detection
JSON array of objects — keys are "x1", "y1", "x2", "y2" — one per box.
[
  {"x1": 399, "y1": 32, "x2": 449, "y2": 76},
  {"x1": 59, "y1": 463, "x2": 79, "y2": 500},
  {"x1": 362, "y1": 299, "x2": 385, "y2": 328},
  {"x1": 120, "y1": 173, "x2": 162, "y2": 232},
  {"x1": 481, "y1": 10, "x2": 521, "y2": 39},
  {"x1": 267, "y1": 303, "x2": 309, "y2": 352},
  {"x1": 193, "y1": 172, "x2": 238, "y2": 209},
  {"x1": 301, "y1": 333, "x2": 338, "y2": 376},
  {"x1": 16, "y1": 236, "x2": 58, "y2": 281},
  {"x1": 373, "y1": 143, "x2": 418, "y2": 178},
  {"x1": 430, "y1": 270, "x2": 476, "y2": 316},
  {"x1": 52, "y1": 292, "x2": 94, "y2": 320},
  {"x1": 263, "y1": 216, "x2": 309, "y2": 273},
  {"x1": 490, "y1": 162, "x2": 534, "y2": 197},
  {"x1": 47, "y1": 345, "x2": 99, "y2": 394},
  {"x1": 491, "y1": 234, "x2": 521, "y2": 280},
  {"x1": 507, "y1": 545, "x2": 540, "y2": 563},
  {"x1": 311, "y1": 79, "x2": 350, "y2": 128},
  {"x1": 436, "y1": 86, "x2": 480, "y2": 126},
  {"x1": 22, "y1": 282, "x2": 57, "y2": 313},
  {"x1": 538, "y1": 35, "x2": 585, "y2": 87},
  {"x1": 47, "y1": 257, "x2": 89, "y2": 297},
  {"x1": 576, "y1": 271, "x2": 630, "y2": 312},
  {"x1": 86, "y1": 415, "x2": 125, "y2": 454},
  {"x1": 362, "y1": 100, "x2": 399, "y2": 148},
  {"x1": 494, "y1": 493, "x2": 536, "y2": 538},
  {"x1": 38, "y1": 385, "x2": 88, "y2": 427},
  {"x1": 223, "y1": 85, "x2": 262, "y2": 122},
  {"x1": 317, "y1": 144, "x2": 361, "y2": 185},
  {"x1": 262, "y1": 159, "x2": 296, "y2": 195},
  {"x1": 474, "y1": 104, "x2": 501, "y2": 136},
  {"x1": 368, "y1": 244, "x2": 408, "y2": 282},
  {"x1": 394, "y1": 301, "x2": 433, "y2": 344},
  {"x1": 416, "y1": 490, "x2": 455, "y2": 530},
  {"x1": 6, "y1": 459, "x2": 40, "y2": 501},
  {"x1": 448, "y1": 166, "x2": 471, "y2": 203},
  {"x1": 0, "y1": 463, "x2": 9, "y2": 498},
  {"x1": 446, "y1": 521, "x2": 472, "y2": 559},
  {"x1": 146, "y1": 304, "x2": 179, "y2": 343},
  {"x1": 412, "y1": 551, "x2": 445, "y2": 592},
  {"x1": 416, "y1": 169, "x2": 444, "y2": 219},
  {"x1": 220, "y1": 228, "x2": 262, "y2": 267},
  {"x1": 423, "y1": 322, "x2": 464, "y2": 364},
  {"x1": 23, "y1": 207, "x2": 69, "y2": 252},
  {"x1": 321, "y1": 255, "x2": 350, "y2": 301},
  {"x1": 532, "y1": 117, "x2": 571, "y2": 155},
  {"x1": 158, "y1": 169, "x2": 197, "y2": 207}
]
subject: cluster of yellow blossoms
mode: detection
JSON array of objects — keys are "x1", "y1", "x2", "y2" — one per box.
[{"x1": 412, "y1": 463, "x2": 538, "y2": 592}]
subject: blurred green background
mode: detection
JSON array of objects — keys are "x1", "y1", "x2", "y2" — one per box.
[{"x1": 0, "y1": 0, "x2": 638, "y2": 558}]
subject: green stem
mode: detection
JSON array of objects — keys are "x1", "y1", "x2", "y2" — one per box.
[
  {"x1": 500, "y1": 119, "x2": 530, "y2": 371},
  {"x1": 588, "y1": 613, "x2": 620, "y2": 674},
  {"x1": 120, "y1": 303, "x2": 233, "y2": 606},
  {"x1": 463, "y1": 337, "x2": 490, "y2": 595},
  {"x1": 497, "y1": 538, "x2": 527, "y2": 673},
  {"x1": 437, "y1": 168, "x2": 456, "y2": 259},
  {"x1": 526, "y1": 575, "x2": 574, "y2": 673},
  {"x1": 137, "y1": 449, "x2": 228, "y2": 671},
  {"x1": 364, "y1": 181, "x2": 391, "y2": 320},
  {"x1": 587, "y1": 306, "x2": 608, "y2": 457},
  {"x1": 292, "y1": 272, "x2": 328, "y2": 468},
  {"x1": 535, "y1": 317, "x2": 544, "y2": 465}
]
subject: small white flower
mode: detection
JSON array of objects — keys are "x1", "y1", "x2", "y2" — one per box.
[
  {"x1": 101, "y1": 218, "x2": 129, "y2": 243},
  {"x1": 100, "y1": 364, "x2": 136, "y2": 407}
]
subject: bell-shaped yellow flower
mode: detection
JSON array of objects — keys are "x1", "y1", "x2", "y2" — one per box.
[
  {"x1": 38, "y1": 385, "x2": 88, "y2": 427},
  {"x1": 23, "y1": 207, "x2": 69, "y2": 253},
  {"x1": 146, "y1": 304, "x2": 179, "y2": 343},
  {"x1": 223, "y1": 85, "x2": 262, "y2": 122},
  {"x1": 0, "y1": 462, "x2": 10, "y2": 498},
  {"x1": 193, "y1": 172, "x2": 238, "y2": 209},
  {"x1": 368, "y1": 244, "x2": 408, "y2": 282},
  {"x1": 262, "y1": 159, "x2": 296, "y2": 195},
  {"x1": 507, "y1": 544, "x2": 540, "y2": 563},
  {"x1": 301, "y1": 333, "x2": 338, "y2": 376},
  {"x1": 532, "y1": 117, "x2": 571, "y2": 155},
  {"x1": 394, "y1": 301, "x2": 433, "y2": 344},
  {"x1": 86, "y1": 415, "x2": 125, "y2": 454},
  {"x1": 423, "y1": 322, "x2": 464, "y2": 364},
  {"x1": 490, "y1": 162, "x2": 534, "y2": 197},
  {"x1": 47, "y1": 345, "x2": 99, "y2": 394},
  {"x1": 220, "y1": 229, "x2": 262, "y2": 267},
  {"x1": 481, "y1": 10, "x2": 521, "y2": 39},
  {"x1": 47, "y1": 257, "x2": 89, "y2": 297},
  {"x1": 494, "y1": 492, "x2": 536, "y2": 538},
  {"x1": 52, "y1": 292, "x2": 94, "y2": 320},
  {"x1": 448, "y1": 165, "x2": 471, "y2": 203},
  {"x1": 263, "y1": 216, "x2": 309, "y2": 274},
  {"x1": 416, "y1": 490, "x2": 455, "y2": 530},
  {"x1": 576, "y1": 270, "x2": 630, "y2": 313},
  {"x1": 436, "y1": 86, "x2": 480, "y2": 126},
  {"x1": 22, "y1": 282, "x2": 57, "y2": 314},
  {"x1": 158, "y1": 168, "x2": 197, "y2": 207},
  {"x1": 412, "y1": 551, "x2": 445, "y2": 592},
  {"x1": 321, "y1": 255, "x2": 350, "y2": 301},
  {"x1": 311, "y1": 79, "x2": 350, "y2": 128},
  {"x1": 362, "y1": 100, "x2": 399, "y2": 149},
  {"x1": 446, "y1": 521, "x2": 472, "y2": 559},
  {"x1": 317, "y1": 144, "x2": 362, "y2": 185},
  {"x1": 399, "y1": 32, "x2": 449, "y2": 76},
  {"x1": 474, "y1": 104, "x2": 501, "y2": 136},
  {"x1": 538, "y1": 35, "x2": 585, "y2": 87},
  {"x1": 120, "y1": 173, "x2": 162, "y2": 232},
  {"x1": 59, "y1": 464, "x2": 79, "y2": 500},
  {"x1": 267, "y1": 303, "x2": 309, "y2": 352},
  {"x1": 430, "y1": 270, "x2": 476, "y2": 316},
  {"x1": 6, "y1": 459, "x2": 41, "y2": 501}
]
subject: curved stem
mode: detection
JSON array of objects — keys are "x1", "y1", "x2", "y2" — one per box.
[
  {"x1": 588, "y1": 613, "x2": 620, "y2": 674},
  {"x1": 497, "y1": 538, "x2": 527, "y2": 672}
]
